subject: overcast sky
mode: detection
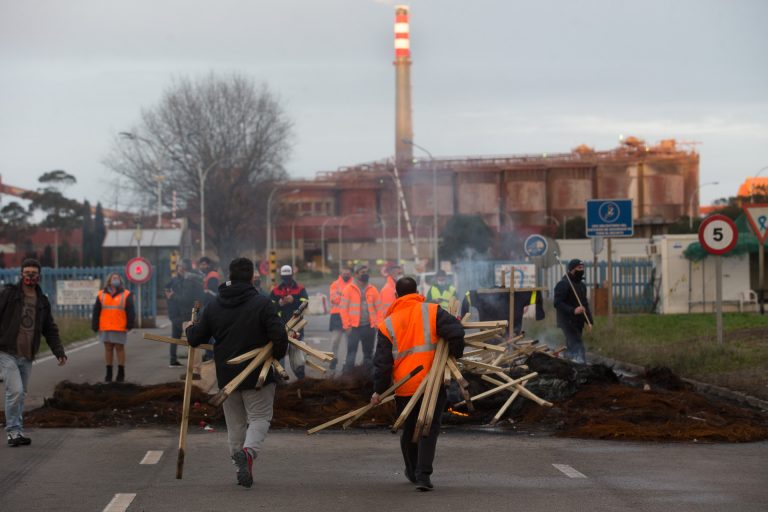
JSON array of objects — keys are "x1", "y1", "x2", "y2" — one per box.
[{"x1": 1, "y1": 0, "x2": 766, "y2": 209}]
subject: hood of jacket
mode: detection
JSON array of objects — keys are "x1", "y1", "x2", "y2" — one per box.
[
  {"x1": 217, "y1": 281, "x2": 258, "y2": 308},
  {"x1": 386, "y1": 292, "x2": 425, "y2": 318}
]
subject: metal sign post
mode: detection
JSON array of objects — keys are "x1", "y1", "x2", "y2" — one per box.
[
  {"x1": 586, "y1": 199, "x2": 634, "y2": 327},
  {"x1": 698, "y1": 214, "x2": 738, "y2": 344},
  {"x1": 744, "y1": 204, "x2": 768, "y2": 315},
  {"x1": 126, "y1": 256, "x2": 153, "y2": 330}
]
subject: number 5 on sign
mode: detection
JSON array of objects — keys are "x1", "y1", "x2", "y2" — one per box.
[{"x1": 698, "y1": 215, "x2": 738, "y2": 255}]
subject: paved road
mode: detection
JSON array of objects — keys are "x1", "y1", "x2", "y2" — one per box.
[
  {"x1": 2, "y1": 297, "x2": 768, "y2": 510},
  {"x1": 1, "y1": 428, "x2": 767, "y2": 512}
]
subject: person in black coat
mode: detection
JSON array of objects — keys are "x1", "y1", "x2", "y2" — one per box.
[
  {"x1": 553, "y1": 258, "x2": 593, "y2": 364},
  {"x1": 186, "y1": 257, "x2": 288, "y2": 489}
]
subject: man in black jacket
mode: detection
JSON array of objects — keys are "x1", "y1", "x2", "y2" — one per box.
[
  {"x1": 164, "y1": 259, "x2": 204, "y2": 367},
  {"x1": 553, "y1": 259, "x2": 593, "y2": 364},
  {"x1": 0, "y1": 259, "x2": 67, "y2": 447},
  {"x1": 186, "y1": 257, "x2": 288, "y2": 488}
]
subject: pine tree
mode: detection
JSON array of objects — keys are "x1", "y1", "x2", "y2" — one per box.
[
  {"x1": 94, "y1": 202, "x2": 106, "y2": 266},
  {"x1": 82, "y1": 200, "x2": 94, "y2": 266}
]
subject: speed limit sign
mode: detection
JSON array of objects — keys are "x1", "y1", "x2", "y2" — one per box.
[
  {"x1": 698, "y1": 214, "x2": 738, "y2": 255},
  {"x1": 125, "y1": 256, "x2": 153, "y2": 284}
]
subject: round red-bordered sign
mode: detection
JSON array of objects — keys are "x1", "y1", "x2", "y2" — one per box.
[
  {"x1": 125, "y1": 257, "x2": 153, "y2": 284},
  {"x1": 698, "y1": 215, "x2": 738, "y2": 255}
]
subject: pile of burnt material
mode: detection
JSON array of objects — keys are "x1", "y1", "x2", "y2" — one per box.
[{"x1": 9, "y1": 381, "x2": 223, "y2": 428}]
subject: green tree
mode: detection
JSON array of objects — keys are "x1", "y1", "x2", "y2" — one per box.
[
  {"x1": 24, "y1": 170, "x2": 81, "y2": 231},
  {"x1": 0, "y1": 201, "x2": 35, "y2": 249},
  {"x1": 439, "y1": 215, "x2": 494, "y2": 261}
]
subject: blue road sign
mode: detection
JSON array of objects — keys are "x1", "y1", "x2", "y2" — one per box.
[
  {"x1": 524, "y1": 234, "x2": 548, "y2": 257},
  {"x1": 586, "y1": 199, "x2": 634, "y2": 237}
]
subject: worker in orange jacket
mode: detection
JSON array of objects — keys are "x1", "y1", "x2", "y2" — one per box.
[
  {"x1": 371, "y1": 276, "x2": 464, "y2": 491},
  {"x1": 379, "y1": 264, "x2": 402, "y2": 312},
  {"x1": 92, "y1": 272, "x2": 135, "y2": 382},
  {"x1": 328, "y1": 267, "x2": 352, "y2": 371},
  {"x1": 339, "y1": 265, "x2": 382, "y2": 374}
]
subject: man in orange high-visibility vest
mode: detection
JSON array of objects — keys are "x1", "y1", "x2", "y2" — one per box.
[
  {"x1": 328, "y1": 267, "x2": 352, "y2": 371},
  {"x1": 371, "y1": 276, "x2": 464, "y2": 492},
  {"x1": 379, "y1": 264, "x2": 402, "y2": 312},
  {"x1": 339, "y1": 265, "x2": 382, "y2": 374}
]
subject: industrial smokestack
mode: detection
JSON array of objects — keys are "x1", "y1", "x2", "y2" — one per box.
[{"x1": 394, "y1": 5, "x2": 413, "y2": 166}]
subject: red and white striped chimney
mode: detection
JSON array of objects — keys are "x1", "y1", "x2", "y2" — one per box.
[{"x1": 394, "y1": 5, "x2": 413, "y2": 165}]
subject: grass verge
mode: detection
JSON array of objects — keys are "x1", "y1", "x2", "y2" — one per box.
[
  {"x1": 524, "y1": 309, "x2": 768, "y2": 399},
  {"x1": 39, "y1": 316, "x2": 95, "y2": 354}
]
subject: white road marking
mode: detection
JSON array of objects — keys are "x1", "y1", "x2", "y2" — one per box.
[
  {"x1": 139, "y1": 450, "x2": 163, "y2": 465},
  {"x1": 553, "y1": 464, "x2": 587, "y2": 478},
  {"x1": 102, "y1": 493, "x2": 136, "y2": 512},
  {"x1": 33, "y1": 340, "x2": 100, "y2": 365}
]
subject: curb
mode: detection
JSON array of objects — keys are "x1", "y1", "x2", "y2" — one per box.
[{"x1": 588, "y1": 353, "x2": 768, "y2": 413}]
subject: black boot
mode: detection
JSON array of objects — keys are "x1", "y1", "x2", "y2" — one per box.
[
  {"x1": 116, "y1": 366, "x2": 125, "y2": 383},
  {"x1": 105, "y1": 365, "x2": 113, "y2": 382}
]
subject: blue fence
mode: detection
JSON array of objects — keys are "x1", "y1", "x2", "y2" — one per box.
[
  {"x1": 455, "y1": 259, "x2": 655, "y2": 314},
  {"x1": 0, "y1": 266, "x2": 158, "y2": 319}
]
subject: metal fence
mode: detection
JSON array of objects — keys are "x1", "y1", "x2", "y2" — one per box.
[
  {"x1": 0, "y1": 266, "x2": 158, "y2": 319},
  {"x1": 455, "y1": 259, "x2": 655, "y2": 314}
]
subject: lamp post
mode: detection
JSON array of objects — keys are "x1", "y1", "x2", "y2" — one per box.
[
  {"x1": 403, "y1": 139, "x2": 439, "y2": 271},
  {"x1": 751, "y1": 166, "x2": 768, "y2": 203},
  {"x1": 689, "y1": 181, "x2": 720, "y2": 231},
  {"x1": 265, "y1": 186, "x2": 299, "y2": 261},
  {"x1": 320, "y1": 217, "x2": 335, "y2": 275}
]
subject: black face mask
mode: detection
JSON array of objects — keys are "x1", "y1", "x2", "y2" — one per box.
[
  {"x1": 281, "y1": 276, "x2": 292, "y2": 284},
  {"x1": 342, "y1": 275, "x2": 351, "y2": 282},
  {"x1": 358, "y1": 274, "x2": 370, "y2": 284},
  {"x1": 572, "y1": 270, "x2": 584, "y2": 282}
]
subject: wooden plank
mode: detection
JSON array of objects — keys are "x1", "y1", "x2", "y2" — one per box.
[
  {"x1": 209, "y1": 342, "x2": 273, "y2": 407},
  {"x1": 490, "y1": 388, "x2": 521, "y2": 425},
  {"x1": 289, "y1": 337, "x2": 335, "y2": 362},
  {"x1": 461, "y1": 320, "x2": 509, "y2": 329},
  {"x1": 306, "y1": 359, "x2": 327, "y2": 374},
  {"x1": 176, "y1": 302, "x2": 201, "y2": 480},
  {"x1": 457, "y1": 359, "x2": 506, "y2": 373},
  {"x1": 465, "y1": 339, "x2": 506, "y2": 353},
  {"x1": 454, "y1": 372, "x2": 537, "y2": 406},
  {"x1": 487, "y1": 372, "x2": 553, "y2": 407},
  {"x1": 226, "y1": 346, "x2": 265, "y2": 365},
  {"x1": 255, "y1": 356, "x2": 273, "y2": 388},
  {"x1": 271, "y1": 358, "x2": 290, "y2": 380}
]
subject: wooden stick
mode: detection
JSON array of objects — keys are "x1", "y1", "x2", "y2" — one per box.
[
  {"x1": 308, "y1": 364, "x2": 424, "y2": 435},
  {"x1": 486, "y1": 372, "x2": 553, "y2": 407},
  {"x1": 561, "y1": 268, "x2": 592, "y2": 328},
  {"x1": 176, "y1": 301, "x2": 201, "y2": 479},
  {"x1": 490, "y1": 388, "x2": 521, "y2": 425},
  {"x1": 341, "y1": 395, "x2": 395, "y2": 429},
  {"x1": 465, "y1": 339, "x2": 506, "y2": 353},
  {"x1": 271, "y1": 358, "x2": 290, "y2": 380},
  {"x1": 143, "y1": 333, "x2": 213, "y2": 352},
  {"x1": 464, "y1": 328, "x2": 505, "y2": 343},
  {"x1": 226, "y1": 346, "x2": 266, "y2": 365},
  {"x1": 290, "y1": 318, "x2": 308, "y2": 333},
  {"x1": 461, "y1": 320, "x2": 509, "y2": 329},
  {"x1": 454, "y1": 373, "x2": 537, "y2": 406},
  {"x1": 412, "y1": 343, "x2": 446, "y2": 440},
  {"x1": 391, "y1": 375, "x2": 429, "y2": 433},
  {"x1": 416, "y1": 342, "x2": 450, "y2": 441},
  {"x1": 446, "y1": 357, "x2": 474, "y2": 412},
  {"x1": 457, "y1": 359, "x2": 506, "y2": 373},
  {"x1": 209, "y1": 342, "x2": 273, "y2": 407},
  {"x1": 285, "y1": 301, "x2": 309, "y2": 330},
  {"x1": 256, "y1": 355, "x2": 274, "y2": 388},
  {"x1": 288, "y1": 337, "x2": 335, "y2": 362},
  {"x1": 461, "y1": 312, "x2": 472, "y2": 323},
  {"x1": 306, "y1": 359, "x2": 327, "y2": 374}
]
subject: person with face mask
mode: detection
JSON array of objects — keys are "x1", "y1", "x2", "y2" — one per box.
[
  {"x1": 339, "y1": 264, "x2": 382, "y2": 373},
  {"x1": 0, "y1": 259, "x2": 67, "y2": 447},
  {"x1": 427, "y1": 269, "x2": 457, "y2": 311},
  {"x1": 270, "y1": 265, "x2": 309, "y2": 379},
  {"x1": 553, "y1": 259, "x2": 593, "y2": 364},
  {"x1": 328, "y1": 267, "x2": 353, "y2": 371},
  {"x1": 91, "y1": 272, "x2": 135, "y2": 382}
]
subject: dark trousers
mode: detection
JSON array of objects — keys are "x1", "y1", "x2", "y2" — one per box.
[
  {"x1": 395, "y1": 388, "x2": 447, "y2": 480},
  {"x1": 561, "y1": 323, "x2": 586, "y2": 364},
  {"x1": 170, "y1": 320, "x2": 183, "y2": 363},
  {"x1": 343, "y1": 326, "x2": 376, "y2": 373}
]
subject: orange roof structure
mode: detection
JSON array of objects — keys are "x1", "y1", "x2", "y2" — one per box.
[{"x1": 738, "y1": 177, "x2": 768, "y2": 197}]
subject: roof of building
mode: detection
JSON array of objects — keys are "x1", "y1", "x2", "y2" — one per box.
[{"x1": 103, "y1": 229, "x2": 182, "y2": 248}]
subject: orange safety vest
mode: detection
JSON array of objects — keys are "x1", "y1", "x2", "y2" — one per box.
[
  {"x1": 378, "y1": 294, "x2": 439, "y2": 396},
  {"x1": 329, "y1": 276, "x2": 349, "y2": 315},
  {"x1": 339, "y1": 282, "x2": 382, "y2": 329},
  {"x1": 379, "y1": 276, "x2": 397, "y2": 312},
  {"x1": 97, "y1": 289, "x2": 130, "y2": 332},
  {"x1": 203, "y1": 270, "x2": 221, "y2": 292}
]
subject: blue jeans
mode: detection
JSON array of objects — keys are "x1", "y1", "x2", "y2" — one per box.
[{"x1": 0, "y1": 351, "x2": 33, "y2": 433}]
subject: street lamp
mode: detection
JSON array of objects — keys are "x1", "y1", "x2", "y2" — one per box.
[
  {"x1": 403, "y1": 139, "x2": 439, "y2": 272},
  {"x1": 266, "y1": 186, "x2": 299, "y2": 261},
  {"x1": 690, "y1": 181, "x2": 720, "y2": 231},
  {"x1": 751, "y1": 166, "x2": 768, "y2": 203}
]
